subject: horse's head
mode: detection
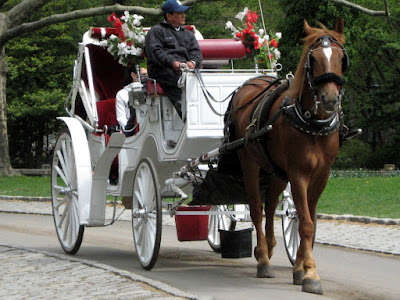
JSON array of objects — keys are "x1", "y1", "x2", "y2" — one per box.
[{"x1": 294, "y1": 19, "x2": 348, "y2": 117}]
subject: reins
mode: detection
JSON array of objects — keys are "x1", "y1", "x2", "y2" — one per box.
[{"x1": 193, "y1": 69, "x2": 282, "y2": 117}]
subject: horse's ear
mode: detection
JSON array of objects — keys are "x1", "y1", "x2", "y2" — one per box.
[
  {"x1": 335, "y1": 18, "x2": 344, "y2": 34},
  {"x1": 304, "y1": 20, "x2": 313, "y2": 36}
]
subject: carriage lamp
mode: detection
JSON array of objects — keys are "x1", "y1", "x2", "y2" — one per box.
[{"x1": 129, "y1": 81, "x2": 146, "y2": 107}]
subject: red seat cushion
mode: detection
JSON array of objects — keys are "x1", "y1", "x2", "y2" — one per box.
[{"x1": 146, "y1": 80, "x2": 164, "y2": 95}]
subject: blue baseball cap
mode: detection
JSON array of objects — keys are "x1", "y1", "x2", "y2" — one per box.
[{"x1": 162, "y1": 0, "x2": 190, "y2": 14}]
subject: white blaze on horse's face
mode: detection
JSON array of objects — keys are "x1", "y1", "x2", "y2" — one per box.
[{"x1": 323, "y1": 47, "x2": 332, "y2": 71}]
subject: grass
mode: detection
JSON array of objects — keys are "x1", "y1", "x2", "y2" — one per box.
[
  {"x1": 0, "y1": 174, "x2": 399, "y2": 219},
  {"x1": 319, "y1": 176, "x2": 400, "y2": 219},
  {"x1": 0, "y1": 175, "x2": 51, "y2": 197}
]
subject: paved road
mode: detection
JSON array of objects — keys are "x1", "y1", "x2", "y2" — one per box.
[{"x1": 1, "y1": 199, "x2": 400, "y2": 299}]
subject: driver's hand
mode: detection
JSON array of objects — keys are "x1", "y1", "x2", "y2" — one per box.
[
  {"x1": 186, "y1": 61, "x2": 195, "y2": 69},
  {"x1": 172, "y1": 61, "x2": 182, "y2": 74}
]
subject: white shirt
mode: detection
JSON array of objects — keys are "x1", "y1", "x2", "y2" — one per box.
[{"x1": 115, "y1": 84, "x2": 131, "y2": 130}]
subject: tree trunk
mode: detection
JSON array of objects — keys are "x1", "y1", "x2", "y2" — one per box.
[{"x1": 0, "y1": 14, "x2": 13, "y2": 176}]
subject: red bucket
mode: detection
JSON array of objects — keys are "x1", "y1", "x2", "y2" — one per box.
[{"x1": 175, "y1": 206, "x2": 211, "y2": 241}]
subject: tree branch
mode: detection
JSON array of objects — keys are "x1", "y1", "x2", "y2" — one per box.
[
  {"x1": 0, "y1": 0, "x2": 10, "y2": 10},
  {"x1": 6, "y1": 0, "x2": 53, "y2": 25},
  {"x1": 0, "y1": 0, "x2": 210, "y2": 47},
  {"x1": 326, "y1": 0, "x2": 389, "y2": 16}
]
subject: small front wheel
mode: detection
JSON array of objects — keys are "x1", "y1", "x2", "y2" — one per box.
[{"x1": 132, "y1": 157, "x2": 162, "y2": 270}]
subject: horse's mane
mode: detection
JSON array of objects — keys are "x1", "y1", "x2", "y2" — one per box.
[{"x1": 288, "y1": 22, "x2": 345, "y2": 99}]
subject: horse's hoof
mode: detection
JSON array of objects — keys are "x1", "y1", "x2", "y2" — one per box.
[
  {"x1": 302, "y1": 278, "x2": 323, "y2": 295},
  {"x1": 257, "y1": 263, "x2": 275, "y2": 278},
  {"x1": 293, "y1": 271, "x2": 305, "y2": 285}
]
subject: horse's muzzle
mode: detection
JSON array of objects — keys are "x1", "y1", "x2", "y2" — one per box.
[{"x1": 320, "y1": 93, "x2": 340, "y2": 114}]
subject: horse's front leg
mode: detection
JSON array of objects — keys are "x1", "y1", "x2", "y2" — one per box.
[
  {"x1": 239, "y1": 152, "x2": 274, "y2": 278},
  {"x1": 264, "y1": 176, "x2": 287, "y2": 259},
  {"x1": 290, "y1": 177, "x2": 323, "y2": 295}
]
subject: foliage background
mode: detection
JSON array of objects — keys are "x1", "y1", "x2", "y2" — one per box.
[{"x1": 2, "y1": 0, "x2": 400, "y2": 169}]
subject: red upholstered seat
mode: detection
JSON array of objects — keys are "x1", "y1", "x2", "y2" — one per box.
[
  {"x1": 96, "y1": 98, "x2": 117, "y2": 130},
  {"x1": 87, "y1": 45, "x2": 125, "y2": 101}
]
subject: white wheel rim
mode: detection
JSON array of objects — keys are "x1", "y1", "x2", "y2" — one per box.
[
  {"x1": 282, "y1": 183, "x2": 300, "y2": 263},
  {"x1": 208, "y1": 205, "x2": 232, "y2": 248},
  {"x1": 132, "y1": 161, "x2": 158, "y2": 266},
  {"x1": 51, "y1": 133, "x2": 81, "y2": 252}
]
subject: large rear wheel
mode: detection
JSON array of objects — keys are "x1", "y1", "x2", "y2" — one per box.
[
  {"x1": 132, "y1": 158, "x2": 162, "y2": 270},
  {"x1": 51, "y1": 131, "x2": 84, "y2": 254}
]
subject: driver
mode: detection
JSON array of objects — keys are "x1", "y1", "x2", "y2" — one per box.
[{"x1": 145, "y1": 0, "x2": 203, "y2": 118}]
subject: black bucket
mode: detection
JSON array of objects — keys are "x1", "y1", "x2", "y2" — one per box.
[{"x1": 219, "y1": 228, "x2": 253, "y2": 258}]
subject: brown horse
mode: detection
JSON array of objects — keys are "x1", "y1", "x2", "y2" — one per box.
[{"x1": 230, "y1": 19, "x2": 348, "y2": 294}]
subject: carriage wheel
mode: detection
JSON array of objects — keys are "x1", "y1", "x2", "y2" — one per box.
[
  {"x1": 281, "y1": 183, "x2": 316, "y2": 265},
  {"x1": 132, "y1": 157, "x2": 162, "y2": 270},
  {"x1": 51, "y1": 131, "x2": 85, "y2": 255},
  {"x1": 207, "y1": 205, "x2": 236, "y2": 253}
]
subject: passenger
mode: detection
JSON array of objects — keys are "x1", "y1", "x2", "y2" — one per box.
[
  {"x1": 115, "y1": 66, "x2": 147, "y2": 137},
  {"x1": 145, "y1": 0, "x2": 203, "y2": 118}
]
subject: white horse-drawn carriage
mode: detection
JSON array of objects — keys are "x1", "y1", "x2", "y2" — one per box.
[{"x1": 51, "y1": 26, "x2": 301, "y2": 270}]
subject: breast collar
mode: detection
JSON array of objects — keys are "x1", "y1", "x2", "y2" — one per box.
[{"x1": 282, "y1": 96, "x2": 342, "y2": 136}]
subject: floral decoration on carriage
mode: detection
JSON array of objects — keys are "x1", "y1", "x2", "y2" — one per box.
[
  {"x1": 225, "y1": 7, "x2": 281, "y2": 69},
  {"x1": 105, "y1": 11, "x2": 146, "y2": 67}
]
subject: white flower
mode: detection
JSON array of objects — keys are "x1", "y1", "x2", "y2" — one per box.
[
  {"x1": 129, "y1": 46, "x2": 143, "y2": 56},
  {"x1": 99, "y1": 40, "x2": 108, "y2": 47},
  {"x1": 259, "y1": 29, "x2": 264, "y2": 36},
  {"x1": 136, "y1": 34, "x2": 145, "y2": 44},
  {"x1": 117, "y1": 42, "x2": 129, "y2": 56},
  {"x1": 109, "y1": 34, "x2": 118, "y2": 41},
  {"x1": 121, "y1": 11, "x2": 130, "y2": 22},
  {"x1": 235, "y1": 7, "x2": 248, "y2": 21},
  {"x1": 265, "y1": 34, "x2": 270, "y2": 41},
  {"x1": 132, "y1": 14, "x2": 144, "y2": 26},
  {"x1": 274, "y1": 48, "x2": 281, "y2": 60},
  {"x1": 276, "y1": 32, "x2": 282, "y2": 39}
]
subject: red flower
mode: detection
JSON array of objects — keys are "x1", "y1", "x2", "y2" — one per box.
[
  {"x1": 107, "y1": 13, "x2": 117, "y2": 23},
  {"x1": 246, "y1": 47, "x2": 251, "y2": 53},
  {"x1": 113, "y1": 18, "x2": 123, "y2": 29},
  {"x1": 245, "y1": 10, "x2": 258, "y2": 25},
  {"x1": 254, "y1": 40, "x2": 260, "y2": 50},
  {"x1": 270, "y1": 39, "x2": 278, "y2": 48}
]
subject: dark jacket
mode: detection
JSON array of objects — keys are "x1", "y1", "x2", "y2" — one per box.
[{"x1": 145, "y1": 22, "x2": 203, "y2": 82}]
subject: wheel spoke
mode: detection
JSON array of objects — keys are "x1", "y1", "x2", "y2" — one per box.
[
  {"x1": 57, "y1": 149, "x2": 69, "y2": 183},
  {"x1": 59, "y1": 201, "x2": 70, "y2": 227},
  {"x1": 63, "y1": 205, "x2": 70, "y2": 242},
  {"x1": 134, "y1": 218, "x2": 144, "y2": 230},
  {"x1": 134, "y1": 189, "x2": 144, "y2": 208},
  {"x1": 54, "y1": 197, "x2": 68, "y2": 209},
  {"x1": 54, "y1": 165, "x2": 68, "y2": 187}
]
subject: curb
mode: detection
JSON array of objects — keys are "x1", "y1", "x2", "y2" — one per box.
[
  {"x1": 317, "y1": 213, "x2": 400, "y2": 226},
  {"x1": 1, "y1": 244, "x2": 208, "y2": 300},
  {"x1": 1, "y1": 195, "x2": 399, "y2": 226}
]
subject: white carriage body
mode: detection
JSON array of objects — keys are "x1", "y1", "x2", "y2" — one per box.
[{"x1": 60, "y1": 27, "x2": 277, "y2": 226}]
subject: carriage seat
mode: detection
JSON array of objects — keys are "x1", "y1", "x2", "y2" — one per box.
[{"x1": 96, "y1": 98, "x2": 117, "y2": 131}]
